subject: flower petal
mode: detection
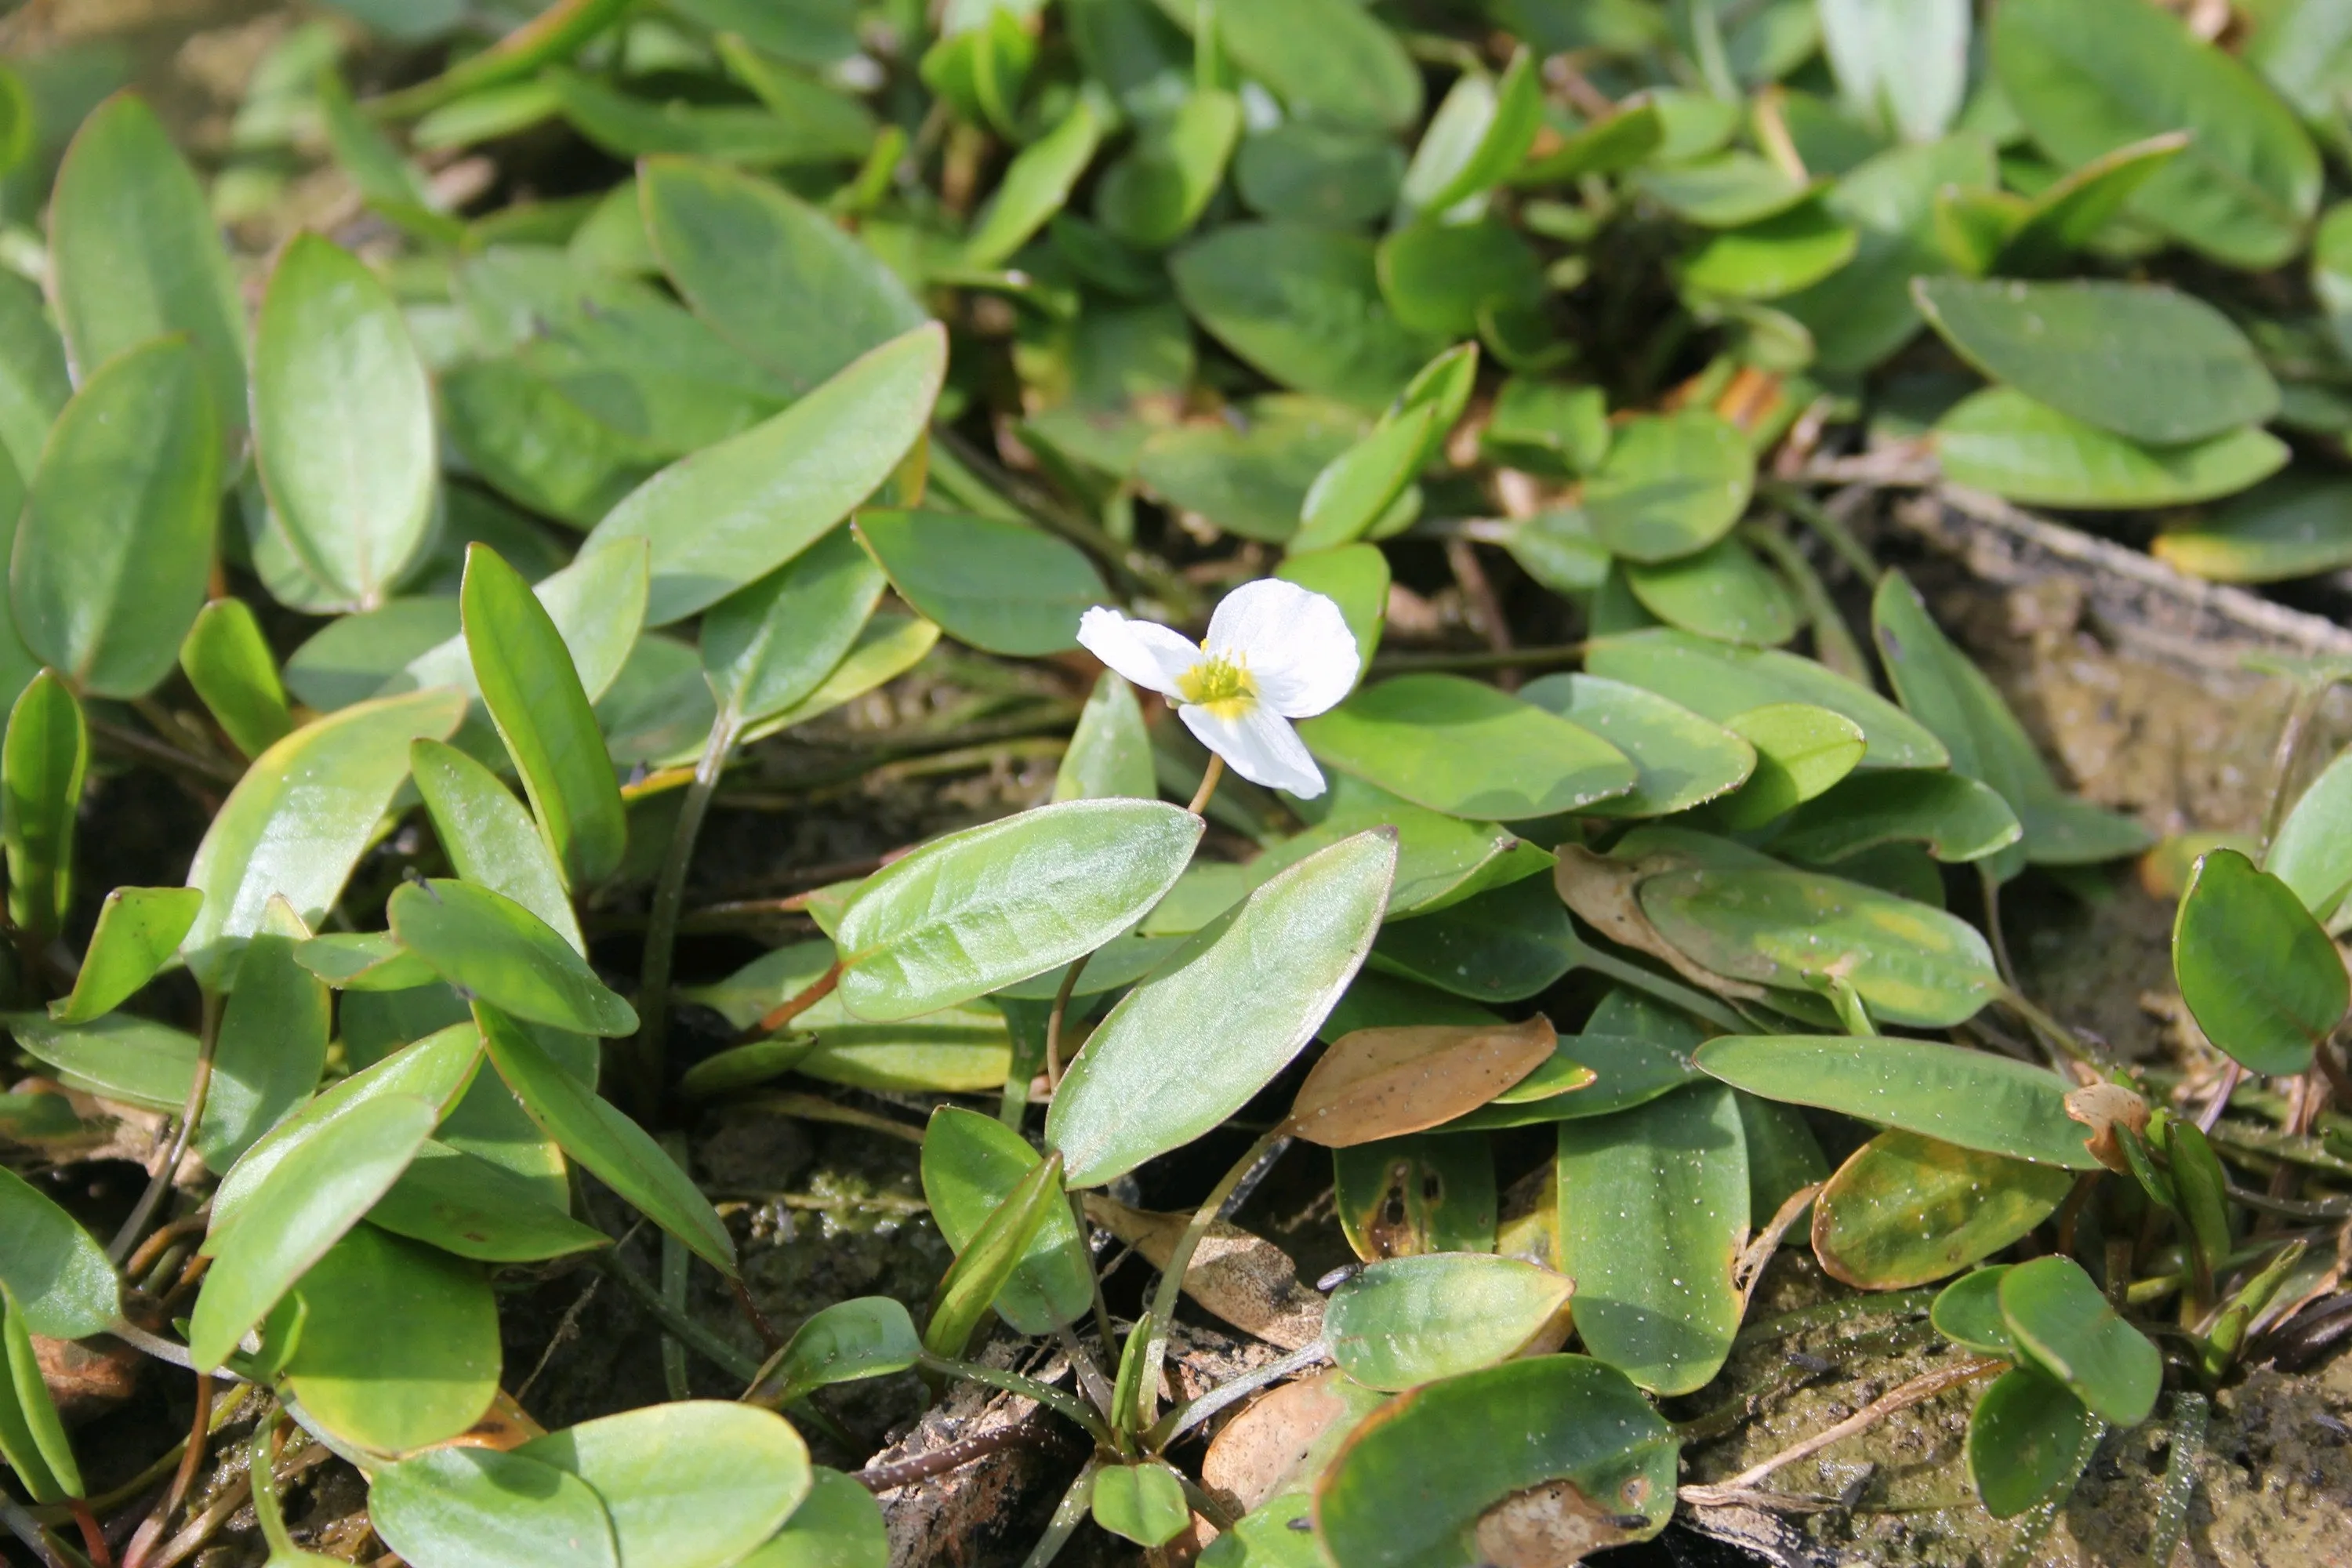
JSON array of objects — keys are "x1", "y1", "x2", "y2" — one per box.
[
  {"x1": 1077, "y1": 607, "x2": 1198, "y2": 697},
  {"x1": 1203, "y1": 579, "x2": 1360, "y2": 718},
  {"x1": 1181, "y1": 702, "x2": 1327, "y2": 798}
]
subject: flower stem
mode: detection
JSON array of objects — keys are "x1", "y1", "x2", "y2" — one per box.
[
  {"x1": 634, "y1": 710, "x2": 739, "y2": 1112},
  {"x1": 1132, "y1": 1125, "x2": 1289, "y2": 1432},
  {"x1": 110, "y1": 990, "x2": 223, "y2": 1263},
  {"x1": 1185, "y1": 753, "x2": 1225, "y2": 816},
  {"x1": 1044, "y1": 953, "x2": 1092, "y2": 1090}
]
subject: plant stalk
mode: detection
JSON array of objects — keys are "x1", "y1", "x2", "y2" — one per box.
[
  {"x1": 633, "y1": 711, "x2": 739, "y2": 1114},
  {"x1": 109, "y1": 991, "x2": 224, "y2": 1264}
]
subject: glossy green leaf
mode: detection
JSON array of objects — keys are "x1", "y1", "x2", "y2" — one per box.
[
  {"x1": 1512, "y1": 100, "x2": 1667, "y2": 185},
  {"x1": 48, "y1": 93, "x2": 245, "y2": 437},
  {"x1": 1377, "y1": 217, "x2": 1544, "y2": 339},
  {"x1": 1436, "y1": 1033, "x2": 1703, "y2": 1132},
  {"x1": 1370, "y1": 874, "x2": 1572, "y2": 1004},
  {"x1": 735, "y1": 1468, "x2": 887, "y2": 1568},
  {"x1": 1279, "y1": 776, "x2": 1552, "y2": 920},
  {"x1": 1098, "y1": 89, "x2": 1242, "y2": 249},
  {"x1": 2, "y1": 672, "x2": 85, "y2": 944},
  {"x1": 922, "y1": 1105, "x2": 1094, "y2": 1334},
  {"x1": 281, "y1": 1223, "x2": 500, "y2": 1454},
  {"x1": 1820, "y1": 0, "x2": 1968, "y2": 140},
  {"x1": 2173, "y1": 848, "x2": 2346, "y2": 1076},
  {"x1": 1637, "y1": 154, "x2": 1816, "y2": 227},
  {"x1": 183, "y1": 688, "x2": 467, "y2": 989},
  {"x1": 1697, "y1": 1036, "x2": 2101, "y2": 1170},
  {"x1": 1326, "y1": 1253, "x2": 1570, "y2": 1391},
  {"x1": 198, "y1": 897, "x2": 329, "y2": 1170},
  {"x1": 372, "y1": 1446, "x2": 621, "y2": 1568},
  {"x1": 1715, "y1": 704, "x2": 1870, "y2": 829},
  {"x1": 2266, "y1": 740, "x2": 2352, "y2": 924},
  {"x1": 392, "y1": 880, "x2": 635, "y2": 1036},
  {"x1": 1517, "y1": 673, "x2": 1754, "y2": 819},
  {"x1": 1170, "y1": 0, "x2": 1421, "y2": 131},
  {"x1": 211, "y1": 1023, "x2": 484, "y2": 1237},
  {"x1": 1555, "y1": 1083, "x2": 1747, "y2": 1395},
  {"x1": 642, "y1": 157, "x2": 927, "y2": 393},
  {"x1": 401, "y1": 535, "x2": 648, "y2": 715},
  {"x1": 1172, "y1": 225, "x2": 1432, "y2": 413},
  {"x1": 1334, "y1": 1134, "x2": 1497, "y2": 1261},
  {"x1": 1315, "y1": 1355, "x2": 1677, "y2": 1568},
  {"x1": 702, "y1": 524, "x2": 887, "y2": 726},
  {"x1": 0, "y1": 1166, "x2": 118, "y2": 1339},
  {"x1": 1588, "y1": 628, "x2": 1948, "y2": 771},
  {"x1": 7, "y1": 1011, "x2": 197, "y2": 1112},
  {"x1": 967, "y1": 97, "x2": 1104, "y2": 267},
  {"x1": 478, "y1": 1003, "x2": 735, "y2": 1274},
  {"x1": 1622, "y1": 537, "x2": 1798, "y2": 647},
  {"x1": 253, "y1": 235, "x2": 437, "y2": 609},
  {"x1": 1055, "y1": 672, "x2": 1156, "y2": 801},
  {"x1": 1968, "y1": 1367, "x2": 2097, "y2": 1519},
  {"x1": 438, "y1": 357, "x2": 658, "y2": 526},
  {"x1": 188, "y1": 1092, "x2": 435, "y2": 1371},
  {"x1": 1937, "y1": 386, "x2": 2288, "y2": 510},
  {"x1": 1136, "y1": 401, "x2": 1357, "y2": 543},
  {"x1": 1999, "y1": 1255, "x2": 2160, "y2": 1425},
  {"x1": 1050, "y1": 829, "x2": 1396, "y2": 1186},
  {"x1": 0, "y1": 1287, "x2": 79, "y2": 1501},
  {"x1": 1683, "y1": 201, "x2": 1860, "y2": 300},
  {"x1": 545, "y1": 68, "x2": 866, "y2": 167},
  {"x1": 463, "y1": 544, "x2": 628, "y2": 889},
  {"x1": 412, "y1": 738, "x2": 584, "y2": 953},
  {"x1": 685, "y1": 938, "x2": 1012, "y2": 1091},
  {"x1": 1642, "y1": 866, "x2": 2001, "y2": 1027},
  {"x1": 180, "y1": 600, "x2": 293, "y2": 760},
  {"x1": 1299, "y1": 674, "x2": 1634, "y2": 820},
  {"x1": 924, "y1": 1147, "x2": 1065, "y2": 1359},
  {"x1": 1932, "y1": 1265, "x2": 2017, "y2": 1356},
  {"x1": 855, "y1": 510, "x2": 1103, "y2": 657},
  {"x1": 517, "y1": 1402, "x2": 808, "y2": 1568},
  {"x1": 368, "y1": 1138, "x2": 606, "y2": 1261},
  {"x1": 835, "y1": 798, "x2": 1202, "y2": 1021},
  {"x1": 0, "y1": 271, "x2": 70, "y2": 481},
  {"x1": 1092, "y1": 1461, "x2": 1190, "y2": 1548},
  {"x1": 2155, "y1": 475, "x2": 2352, "y2": 585},
  {"x1": 1291, "y1": 406, "x2": 1438, "y2": 554},
  {"x1": 14, "y1": 334, "x2": 219, "y2": 698},
  {"x1": 1871, "y1": 572, "x2": 2148, "y2": 873},
  {"x1": 1993, "y1": 0, "x2": 2318, "y2": 269},
  {"x1": 292, "y1": 932, "x2": 434, "y2": 993},
  {"x1": 1813, "y1": 1130, "x2": 2074, "y2": 1290},
  {"x1": 588, "y1": 322, "x2": 945, "y2": 624},
  {"x1": 750, "y1": 1297, "x2": 920, "y2": 1408},
  {"x1": 1580, "y1": 412, "x2": 1755, "y2": 564},
  {"x1": 1775, "y1": 770, "x2": 2024, "y2": 865},
  {"x1": 50, "y1": 886, "x2": 201, "y2": 1025},
  {"x1": 1916, "y1": 278, "x2": 2277, "y2": 445},
  {"x1": 1235, "y1": 123, "x2": 1405, "y2": 227},
  {"x1": 1401, "y1": 50, "x2": 1543, "y2": 222},
  {"x1": 736, "y1": 612, "x2": 942, "y2": 746}
]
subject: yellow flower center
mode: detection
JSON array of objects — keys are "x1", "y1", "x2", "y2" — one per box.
[{"x1": 1177, "y1": 652, "x2": 1256, "y2": 720}]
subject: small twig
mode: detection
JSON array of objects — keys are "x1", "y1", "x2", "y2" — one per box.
[
  {"x1": 2198, "y1": 1061, "x2": 2246, "y2": 1134},
  {"x1": 1737, "y1": 1184, "x2": 1822, "y2": 1310},
  {"x1": 854, "y1": 1417, "x2": 1057, "y2": 1494},
  {"x1": 1443, "y1": 538, "x2": 1517, "y2": 690},
  {"x1": 1679, "y1": 1356, "x2": 2005, "y2": 1504},
  {"x1": 514, "y1": 1274, "x2": 602, "y2": 1405},
  {"x1": 85, "y1": 717, "x2": 242, "y2": 788}
]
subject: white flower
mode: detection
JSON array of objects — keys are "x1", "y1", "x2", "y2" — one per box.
[{"x1": 1076, "y1": 579, "x2": 1360, "y2": 799}]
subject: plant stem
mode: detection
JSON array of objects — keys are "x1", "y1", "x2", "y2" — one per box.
[
  {"x1": 597, "y1": 1251, "x2": 763, "y2": 1385},
  {"x1": 916, "y1": 1352, "x2": 1113, "y2": 1443},
  {"x1": 1134, "y1": 1125, "x2": 1289, "y2": 1432},
  {"x1": 1571, "y1": 942, "x2": 1753, "y2": 1034},
  {"x1": 1017, "y1": 1461, "x2": 1098, "y2": 1568},
  {"x1": 659, "y1": 1132, "x2": 694, "y2": 1403},
  {"x1": 749, "y1": 961, "x2": 844, "y2": 1040},
  {"x1": 109, "y1": 991, "x2": 224, "y2": 1264},
  {"x1": 1680, "y1": 1355, "x2": 2004, "y2": 1504},
  {"x1": 1145, "y1": 1339, "x2": 1330, "y2": 1450},
  {"x1": 1044, "y1": 953, "x2": 1091, "y2": 1090},
  {"x1": 633, "y1": 711, "x2": 738, "y2": 1114},
  {"x1": 1185, "y1": 753, "x2": 1225, "y2": 817}
]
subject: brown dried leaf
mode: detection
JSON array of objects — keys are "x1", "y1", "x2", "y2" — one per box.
[
  {"x1": 1082, "y1": 1195, "x2": 1325, "y2": 1349},
  {"x1": 1552, "y1": 846, "x2": 1768, "y2": 1002},
  {"x1": 1286, "y1": 1016, "x2": 1559, "y2": 1147},
  {"x1": 2063, "y1": 1081, "x2": 2151, "y2": 1174},
  {"x1": 1201, "y1": 1369, "x2": 1355, "y2": 1515},
  {"x1": 1473, "y1": 1479, "x2": 1649, "y2": 1567}
]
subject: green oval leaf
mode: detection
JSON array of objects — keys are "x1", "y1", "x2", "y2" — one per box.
[
  {"x1": 750, "y1": 1297, "x2": 920, "y2": 1409},
  {"x1": 50, "y1": 885, "x2": 201, "y2": 1025},
  {"x1": 7, "y1": 1011, "x2": 197, "y2": 1112},
  {"x1": 1812, "y1": 1129, "x2": 2074, "y2": 1290},
  {"x1": 1177, "y1": 0, "x2": 1421, "y2": 132},
  {"x1": 1315, "y1": 1355, "x2": 1677, "y2": 1568},
  {"x1": 966, "y1": 97, "x2": 1105, "y2": 267},
  {"x1": 702, "y1": 525, "x2": 886, "y2": 727},
  {"x1": 855, "y1": 510, "x2": 1105, "y2": 656},
  {"x1": 198, "y1": 896, "x2": 330, "y2": 1170},
  {"x1": 477, "y1": 1003, "x2": 735, "y2": 1275},
  {"x1": 372, "y1": 1446, "x2": 621, "y2": 1568},
  {"x1": 183, "y1": 688, "x2": 467, "y2": 990},
  {"x1": 1582, "y1": 412, "x2": 1755, "y2": 564},
  {"x1": 1715, "y1": 702, "x2": 1868, "y2": 831},
  {"x1": 1518, "y1": 673, "x2": 1755, "y2": 819},
  {"x1": 2265, "y1": 739, "x2": 2352, "y2": 923},
  {"x1": 1967, "y1": 1367, "x2": 2097, "y2": 1519},
  {"x1": 1933, "y1": 1265, "x2": 2017, "y2": 1357},
  {"x1": 391, "y1": 880, "x2": 636, "y2": 1036},
  {"x1": 412, "y1": 738, "x2": 584, "y2": 953},
  {"x1": 1172, "y1": 225, "x2": 1432, "y2": 413},
  {"x1": 835, "y1": 797, "x2": 1203, "y2": 1022},
  {"x1": 1696, "y1": 1036, "x2": 2100, "y2": 1169},
  {"x1": 735, "y1": 1468, "x2": 887, "y2": 1568},
  {"x1": 1774, "y1": 770, "x2": 2024, "y2": 866},
  {"x1": 1623, "y1": 537, "x2": 1798, "y2": 647},
  {"x1": 922, "y1": 1147, "x2": 1065, "y2": 1360},
  {"x1": 48, "y1": 92, "x2": 246, "y2": 437},
  {"x1": 14, "y1": 334, "x2": 220, "y2": 698},
  {"x1": 253, "y1": 234, "x2": 437, "y2": 608},
  {"x1": 2, "y1": 672, "x2": 85, "y2": 945},
  {"x1": 180, "y1": 599, "x2": 292, "y2": 760},
  {"x1": 1915, "y1": 277, "x2": 2277, "y2": 445},
  {"x1": 921, "y1": 1105, "x2": 1093, "y2": 1334},
  {"x1": 1555, "y1": 1083, "x2": 1748, "y2": 1396},
  {"x1": 281, "y1": 1223, "x2": 500, "y2": 1454},
  {"x1": 1326, "y1": 1253, "x2": 1572, "y2": 1391},
  {"x1": 1935, "y1": 387, "x2": 2288, "y2": 510},
  {"x1": 587, "y1": 321, "x2": 946, "y2": 624},
  {"x1": 1998, "y1": 1255, "x2": 2160, "y2": 1426},
  {"x1": 1093, "y1": 1461, "x2": 1191, "y2": 1548},
  {"x1": 1298, "y1": 674, "x2": 1635, "y2": 820},
  {"x1": 2172, "y1": 848, "x2": 2344, "y2": 1076},
  {"x1": 1054, "y1": 672, "x2": 1156, "y2": 801},
  {"x1": 0, "y1": 270, "x2": 69, "y2": 481},
  {"x1": 0, "y1": 1166, "x2": 118, "y2": 1338},
  {"x1": 2155, "y1": 474, "x2": 2352, "y2": 585},
  {"x1": 0, "y1": 1287, "x2": 80, "y2": 1501},
  {"x1": 188, "y1": 1092, "x2": 435, "y2": 1371},
  {"x1": 1050, "y1": 829, "x2": 1397, "y2": 1188},
  {"x1": 370, "y1": 1141, "x2": 611, "y2": 1262}
]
